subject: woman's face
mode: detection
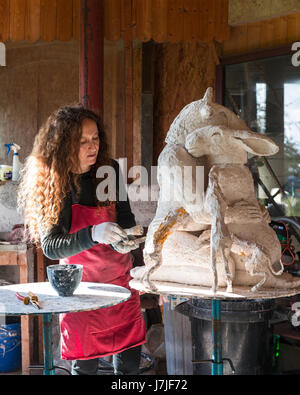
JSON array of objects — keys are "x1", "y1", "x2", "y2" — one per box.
[{"x1": 77, "y1": 118, "x2": 100, "y2": 173}]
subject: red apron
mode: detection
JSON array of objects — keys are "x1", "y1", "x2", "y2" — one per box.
[{"x1": 59, "y1": 203, "x2": 146, "y2": 361}]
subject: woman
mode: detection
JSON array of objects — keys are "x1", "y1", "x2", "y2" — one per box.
[{"x1": 18, "y1": 104, "x2": 146, "y2": 375}]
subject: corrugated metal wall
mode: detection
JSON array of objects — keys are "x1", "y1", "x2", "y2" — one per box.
[
  {"x1": 0, "y1": 0, "x2": 231, "y2": 43},
  {"x1": 223, "y1": 12, "x2": 300, "y2": 55},
  {"x1": 0, "y1": 0, "x2": 80, "y2": 42}
]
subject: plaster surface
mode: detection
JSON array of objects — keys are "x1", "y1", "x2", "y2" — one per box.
[{"x1": 229, "y1": 0, "x2": 300, "y2": 26}]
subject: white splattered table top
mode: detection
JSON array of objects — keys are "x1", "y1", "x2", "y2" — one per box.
[
  {"x1": 0, "y1": 282, "x2": 131, "y2": 316},
  {"x1": 130, "y1": 279, "x2": 300, "y2": 301}
]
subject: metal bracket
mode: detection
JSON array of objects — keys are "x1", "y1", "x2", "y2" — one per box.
[{"x1": 192, "y1": 358, "x2": 236, "y2": 374}]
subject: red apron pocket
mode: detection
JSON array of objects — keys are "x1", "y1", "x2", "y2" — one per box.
[{"x1": 87, "y1": 328, "x2": 115, "y2": 358}]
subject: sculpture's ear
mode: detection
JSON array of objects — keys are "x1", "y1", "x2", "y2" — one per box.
[
  {"x1": 232, "y1": 130, "x2": 279, "y2": 156},
  {"x1": 203, "y1": 87, "x2": 214, "y2": 104}
]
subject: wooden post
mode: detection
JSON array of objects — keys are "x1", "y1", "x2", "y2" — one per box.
[
  {"x1": 18, "y1": 252, "x2": 30, "y2": 375},
  {"x1": 80, "y1": 0, "x2": 104, "y2": 117},
  {"x1": 36, "y1": 247, "x2": 45, "y2": 365}
]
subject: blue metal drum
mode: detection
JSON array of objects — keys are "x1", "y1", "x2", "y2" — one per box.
[{"x1": 0, "y1": 322, "x2": 21, "y2": 373}]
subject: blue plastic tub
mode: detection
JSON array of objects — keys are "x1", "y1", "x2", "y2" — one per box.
[{"x1": 0, "y1": 323, "x2": 21, "y2": 373}]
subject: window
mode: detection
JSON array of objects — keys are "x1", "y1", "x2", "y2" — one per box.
[{"x1": 223, "y1": 52, "x2": 300, "y2": 217}]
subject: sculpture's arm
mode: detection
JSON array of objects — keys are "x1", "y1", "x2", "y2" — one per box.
[{"x1": 158, "y1": 144, "x2": 206, "y2": 216}]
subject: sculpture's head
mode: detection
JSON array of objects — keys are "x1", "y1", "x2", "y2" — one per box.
[
  {"x1": 166, "y1": 87, "x2": 279, "y2": 164},
  {"x1": 185, "y1": 125, "x2": 279, "y2": 164},
  {"x1": 165, "y1": 87, "x2": 249, "y2": 145}
]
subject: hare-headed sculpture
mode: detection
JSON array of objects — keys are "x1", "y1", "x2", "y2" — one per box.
[{"x1": 130, "y1": 88, "x2": 300, "y2": 294}]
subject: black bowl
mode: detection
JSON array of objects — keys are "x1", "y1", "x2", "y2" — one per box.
[{"x1": 47, "y1": 264, "x2": 83, "y2": 297}]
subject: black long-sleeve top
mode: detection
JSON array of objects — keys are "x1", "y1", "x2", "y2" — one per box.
[{"x1": 39, "y1": 160, "x2": 137, "y2": 261}]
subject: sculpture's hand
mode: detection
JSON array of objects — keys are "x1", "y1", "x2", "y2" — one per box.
[
  {"x1": 225, "y1": 201, "x2": 263, "y2": 224},
  {"x1": 259, "y1": 204, "x2": 271, "y2": 223},
  {"x1": 189, "y1": 210, "x2": 211, "y2": 225}
]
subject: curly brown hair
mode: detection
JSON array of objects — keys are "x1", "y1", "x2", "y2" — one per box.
[{"x1": 18, "y1": 104, "x2": 114, "y2": 245}]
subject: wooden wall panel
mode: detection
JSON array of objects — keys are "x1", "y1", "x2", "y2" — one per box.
[
  {"x1": 73, "y1": 0, "x2": 80, "y2": 41},
  {"x1": 10, "y1": 0, "x2": 26, "y2": 41},
  {"x1": 25, "y1": 0, "x2": 40, "y2": 42},
  {"x1": 0, "y1": 0, "x2": 231, "y2": 44},
  {"x1": 287, "y1": 13, "x2": 298, "y2": 42},
  {"x1": 120, "y1": 0, "x2": 133, "y2": 43},
  {"x1": 259, "y1": 18, "x2": 274, "y2": 49},
  {"x1": 223, "y1": 12, "x2": 300, "y2": 56},
  {"x1": 104, "y1": 0, "x2": 121, "y2": 42},
  {"x1": 0, "y1": 0, "x2": 10, "y2": 42},
  {"x1": 199, "y1": 0, "x2": 209, "y2": 42},
  {"x1": 136, "y1": 0, "x2": 152, "y2": 42},
  {"x1": 247, "y1": 21, "x2": 261, "y2": 52},
  {"x1": 215, "y1": 0, "x2": 225, "y2": 42},
  {"x1": 56, "y1": 0, "x2": 73, "y2": 42},
  {"x1": 151, "y1": 0, "x2": 168, "y2": 43},
  {"x1": 273, "y1": 16, "x2": 288, "y2": 47},
  {"x1": 0, "y1": 0, "x2": 80, "y2": 42},
  {"x1": 41, "y1": 0, "x2": 57, "y2": 42},
  {"x1": 221, "y1": 0, "x2": 231, "y2": 41},
  {"x1": 183, "y1": 0, "x2": 200, "y2": 42},
  {"x1": 207, "y1": 0, "x2": 216, "y2": 42},
  {"x1": 167, "y1": 0, "x2": 184, "y2": 43}
]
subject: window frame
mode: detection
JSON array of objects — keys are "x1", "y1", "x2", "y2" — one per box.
[{"x1": 216, "y1": 44, "x2": 294, "y2": 105}]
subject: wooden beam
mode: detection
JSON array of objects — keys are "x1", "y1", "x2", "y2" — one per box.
[
  {"x1": 125, "y1": 40, "x2": 134, "y2": 175},
  {"x1": 80, "y1": 0, "x2": 104, "y2": 116},
  {"x1": 19, "y1": 252, "x2": 30, "y2": 375},
  {"x1": 132, "y1": 41, "x2": 142, "y2": 166}
]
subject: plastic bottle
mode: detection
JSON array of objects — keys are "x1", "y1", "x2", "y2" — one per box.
[
  {"x1": 12, "y1": 144, "x2": 21, "y2": 181},
  {"x1": 5, "y1": 143, "x2": 21, "y2": 182}
]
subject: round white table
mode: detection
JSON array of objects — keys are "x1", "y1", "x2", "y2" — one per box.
[{"x1": 0, "y1": 282, "x2": 131, "y2": 375}]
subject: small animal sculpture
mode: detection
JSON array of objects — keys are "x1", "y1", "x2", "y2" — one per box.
[{"x1": 131, "y1": 88, "x2": 300, "y2": 294}]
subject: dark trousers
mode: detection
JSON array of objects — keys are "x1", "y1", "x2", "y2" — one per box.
[{"x1": 71, "y1": 345, "x2": 142, "y2": 375}]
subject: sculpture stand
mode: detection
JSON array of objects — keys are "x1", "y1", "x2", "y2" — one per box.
[
  {"x1": 130, "y1": 279, "x2": 300, "y2": 375},
  {"x1": 190, "y1": 299, "x2": 236, "y2": 375}
]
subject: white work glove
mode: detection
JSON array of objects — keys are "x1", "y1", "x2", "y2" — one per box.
[{"x1": 91, "y1": 222, "x2": 128, "y2": 245}]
